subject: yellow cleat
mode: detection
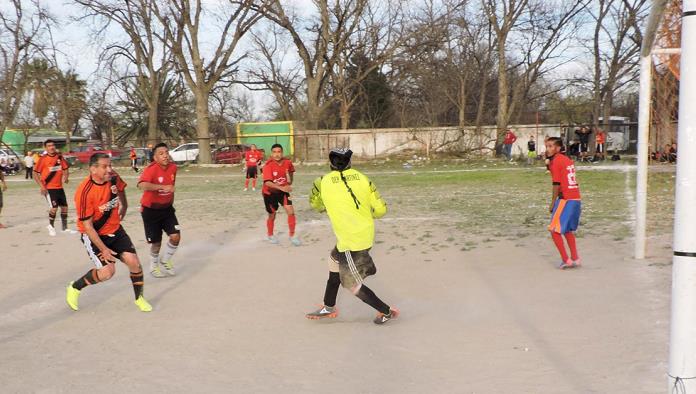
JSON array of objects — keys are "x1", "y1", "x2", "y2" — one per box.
[
  {"x1": 134, "y1": 296, "x2": 152, "y2": 312},
  {"x1": 66, "y1": 282, "x2": 80, "y2": 311}
]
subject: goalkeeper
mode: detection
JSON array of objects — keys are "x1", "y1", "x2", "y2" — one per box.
[{"x1": 305, "y1": 148, "x2": 399, "y2": 325}]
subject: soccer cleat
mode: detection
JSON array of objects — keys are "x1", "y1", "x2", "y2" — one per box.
[
  {"x1": 305, "y1": 305, "x2": 338, "y2": 320},
  {"x1": 374, "y1": 308, "x2": 400, "y2": 325},
  {"x1": 66, "y1": 282, "x2": 80, "y2": 311},
  {"x1": 134, "y1": 296, "x2": 152, "y2": 312},
  {"x1": 62, "y1": 228, "x2": 77, "y2": 234},
  {"x1": 252, "y1": 187, "x2": 256, "y2": 191},
  {"x1": 290, "y1": 236, "x2": 302, "y2": 247},
  {"x1": 47, "y1": 224, "x2": 56, "y2": 237},
  {"x1": 559, "y1": 259, "x2": 575, "y2": 270},
  {"x1": 161, "y1": 260, "x2": 176, "y2": 276},
  {"x1": 572, "y1": 259, "x2": 582, "y2": 268},
  {"x1": 244, "y1": 188, "x2": 248, "y2": 191},
  {"x1": 267, "y1": 235, "x2": 279, "y2": 244},
  {"x1": 150, "y1": 262, "x2": 166, "y2": 278}
]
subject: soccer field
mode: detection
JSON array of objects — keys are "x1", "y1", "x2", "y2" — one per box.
[{"x1": 0, "y1": 160, "x2": 674, "y2": 393}]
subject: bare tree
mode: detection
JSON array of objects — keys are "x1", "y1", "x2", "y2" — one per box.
[
  {"x1": 74, "y1": 0, "x2": 171, "y2": 147},
  {"x1": 155, "y1": 0, "x2": 267, "y2": 164},
  {"x1": 0, "y1": 0, "x2": 52, "y2": 141}
]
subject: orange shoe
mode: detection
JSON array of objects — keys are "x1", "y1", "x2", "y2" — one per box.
[
  {"x1": 305, "y1": 305, "x2": 338, "y2": 320},
  {"x1": 374, "y1": 307, "x2": 400, "y2": 325}
]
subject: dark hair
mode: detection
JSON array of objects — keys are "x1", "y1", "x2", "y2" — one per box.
[
  {"x1": 89, "y1": 152, "x2": 111, "y2": 166},
  {"x1": 44, "y1": 139, "x2": 55, "y2": 147},
  {"x1": 271, "y1": 143, "x2": 283, "y2": 151},
  {"x1": 547, "y1": 137, "x2": 563, "y2": 147},
  {"x1": 152, "y1": 142, "x2": 168, "y2": 153}
]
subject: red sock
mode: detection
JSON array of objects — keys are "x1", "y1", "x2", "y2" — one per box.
[
  {"x1": 551, "y1": 232, "x2": 569, "y2": 262},
  {"x1": 252, "y1": 178, "x2": 257, "y2": 188},
  {"x1": 266, "y1": 216, "x2": 275, "y2": 236},
  {"x1": 564, "y1": 232, "x2": 579, "y2": 261},
  {"x1": 245, "y1": 178, "x2": 249, "y2": 188},
  {"x1": 288, "y1": 214, "x2": 296, "y2": 237}
]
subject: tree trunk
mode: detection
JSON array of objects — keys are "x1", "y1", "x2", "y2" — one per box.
[
  {"x1": 495, "y1": 39, "x2": 508, "y2": 151},
  {"x1": 147, "y1": 88, "x2": 159, "y2": 147},
  {"x1": 340, "y1": 99, "x2": 350, "y2": 130},
  {"x1": 195, "y1": 90, "x2": 212, "y2": 164},
  {"x1": 458, "y1": 75, "x2": 467, "y2": 129},
  {"x1": 305, "y1": 78, "x2": 321, "y2": 130}
]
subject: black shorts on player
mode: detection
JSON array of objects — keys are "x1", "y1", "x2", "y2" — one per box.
[
  {"x1": 597, "y1": 143, "x2": 605, "y2": 153},
  {"x1": 141, "y1": 206, "x2": 180, "y2": 244},
  {"x1": 246, "y1": 166, "x2": 258, "y2": 179},
  {"x1": 48, "y1": 188, "x2": 68, "y2": 207},
  {"x1": 264, "y1": 192, "x2": 292, "y2": 214},
  {"x1": 80, "y1": 226, "x2": 136, "y2": 268}
]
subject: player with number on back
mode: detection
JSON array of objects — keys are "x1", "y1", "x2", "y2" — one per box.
[{"x1": 545, "y1": 137, "x2": 582, "y2": 270}]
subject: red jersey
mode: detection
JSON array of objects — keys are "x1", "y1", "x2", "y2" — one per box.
[
  {"x1": 138, "y1": 162, "x2": 177, "y2": 209},
  {"x1": 262, "y1": 158, "x2": 295, "y2": 195},
  {"x1": 549, "y1": 153, "x2": 581, "y2": 200},
  {"x1": 130, "y1": 149, "x2": 137, "y2": 160},
  {"x1": 34, "y1": 153, "x2": 69, "y2": 189},
  {"x1": 245, "y1": 150, "x2": 264, "y2": 167},
  {"x1": 503, "y1": 131, "x2": 517, "y2": 145},
  {"x1": 596, "y1": 132, "x2": 606, "y2": 144},
  {"x1": 75, "y1": 173, "x2": 127, "y2": 235}
]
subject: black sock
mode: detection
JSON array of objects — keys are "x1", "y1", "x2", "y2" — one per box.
[
  {"x1": 73, "y1": 269, "x2": 99, "y2": 290},
  {"x1": 60, "y1": 213, "x2": 68, "y2": 230},
  {"x1": 323, "y1": 272, "x2": 341, "y2": 307},
  {"x1": 355, "y1": 285, "x2": 390, "y2": 315},
  {"x1": 130, "y1": 270, "x2": 144, "y2": 299},
  {"x1": 49, "y1": 212, "x2": 56, "y2": 227}
]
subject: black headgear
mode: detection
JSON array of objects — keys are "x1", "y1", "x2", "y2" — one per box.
[{"x1": 329, "y1": 148, "x2": 353, "y2": 171}]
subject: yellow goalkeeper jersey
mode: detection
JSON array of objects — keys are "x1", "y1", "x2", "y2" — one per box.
[{"x1": 310, "y1": 168, "x2": 387, "y2": 252}]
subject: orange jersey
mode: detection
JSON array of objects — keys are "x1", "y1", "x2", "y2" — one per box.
[
  {"x1": 75, "y1": 173, "x2": 127, "y2": 235},
  {"x1": 596, "y1": 132, "x2": 606, "y2": 144},
  {"x1": 34, "y1": 153, "x2": 69, "y2": 189},
  {"x1": 130, "y1": 150, "x2": 137, "y2": 160}
]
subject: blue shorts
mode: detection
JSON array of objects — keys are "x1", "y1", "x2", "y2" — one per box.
[{"x1": 548, "y1": 199, "x2": 581, "y2": 234}]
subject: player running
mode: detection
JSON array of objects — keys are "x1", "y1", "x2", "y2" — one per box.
[
  {"x1": 244, "y1": 144, "x2": 264, "y2": 191},
  {"x1": 33, "y1": 139, "x2": 75, "y2": 236},
  {"x1": 545, "y1": 137, "x2": 582, "y2": 270},
  {"x1": 130, "y1": 147, "x2": 139, "y2": 173},
  {"x1": 65, "y1": 153, "x2": 152, "y2": 312},
  {"x1": 137, "y1": 143, "x2": 181, "y2": 278},
  {"x1": 306, "y1": 148, "x2": 399, "y2": 325},
  {"x1": 262, "y1": 143, "x2": 300, "y2": 246}
]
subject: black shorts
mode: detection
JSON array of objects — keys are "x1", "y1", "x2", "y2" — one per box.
[
  {"x1": 141, "y1": 206, "x2": 180, "y2": 244},
  {"x1": 80, "y1": 226, "x2": 136, "y2": 268},
  {"x1": 596, "y1": 143, "x2": 605, "y2": 153},
  {"x1": 246, "y1": 166, "x2": 258, "y2": 179},
  {"x1": 329, "y1": 247, "x2": 377, "y2": 289},
  {"x1": 47, "y1": 188, "x2": 68, "y2": 208},
  {"x1": 580, "y1": 142, "x2": 589, "y2": 153},
  {"x1": 263, "y1": 192, "x2": 292, "y2": 214}
]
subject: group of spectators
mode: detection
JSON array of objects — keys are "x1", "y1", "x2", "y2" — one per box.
[
  {"x1": 652, "y1": 143, "x2": 677, "y2": 163},
  {"x1": 0, "y1": 157, "x2": 21, "y2": 176},
  {"x1": 502, "y1": 126, "x2": 608, "y2": 163}
]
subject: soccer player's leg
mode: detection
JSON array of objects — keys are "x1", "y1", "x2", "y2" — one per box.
[
  {"x1": 159, "y1": 208, "x2": 181, "y2": 276},
  {"x1": 47, "y1": 190, "x2": 58, "y2": 236},
  {"x1": 56, "y1": 189, "x2": 74, "y2": 233},
  {"x1": 282, "y1": 193, "x2": 300, "y2": 246},
  {"x1": 548, "y1": 199, "x2": 573, "y2": 269},
  {"x1": 250, "y1": 167, "x2": 258, "y2": 190},
  {"x1": 306, "y1": 249, "x2": 341, "y2": 320},
  {"x1": 67, "y1": 234, "x2": 117, "y2": 311},
  {"x1": 341, "y1": 250, "x2": 399, "y2": 325},
  {"x1": 264, "y1": 194, "x2": 279, "y2": 244},
  {"x1": 142, "y1": 208, "x2": 166, "y2": 278},
  {"x1": 563, "y1": 201, "x2": 582, "y2": 266},
  {"x1": 115, "y1": 229, "x2": 151, "y2": 312}
]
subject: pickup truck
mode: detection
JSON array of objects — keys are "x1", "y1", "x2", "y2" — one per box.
[{"x1": 69, "y1": 145, "x2": 122, "y2": 164}]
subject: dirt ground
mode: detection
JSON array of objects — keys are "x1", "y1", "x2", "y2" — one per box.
[{"x1": 0, "y1": 163, "x2": 674, "y2": 393}]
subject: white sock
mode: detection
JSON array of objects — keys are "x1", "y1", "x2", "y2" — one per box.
[
  {"x1": 150, "y1": 252, "x2": 159, "y2": 266},
  {"x1": 161, "y1": 242, "x2": 178, "y2": 264}
]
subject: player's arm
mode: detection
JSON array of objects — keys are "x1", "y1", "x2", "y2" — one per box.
[
  {"x1": 81, "y1": 217, "x2": 117, "y2": 263},
  {"x1": 368, "y1": 180, "x2": 387, "y2": 219},
  {"x1": 138, "y1": 182, "x2": 174, "y2": 193},
  {"x1": 550, "y1": 184, "x2": 560, "y2": 213},
  {"x1": 264, "y1": 180, "x2": 291, "y2": 193},
  {"x1": 309, "y1": 177, "x2": 325, "y2": 213},
  {"x1": 118, "y1": 189, "x2": 128, "y2": 220},
  {"x1": 63, "y1": 168, "x2": 69, "y2": 184}
]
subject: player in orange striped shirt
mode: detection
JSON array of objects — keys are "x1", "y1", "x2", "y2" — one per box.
[
  {"x1": 65, "y1": 153, "x2": 152, "y2": 312},
  {"x1": 33, "y1": 139, "x2": 74, "y2": 236}
]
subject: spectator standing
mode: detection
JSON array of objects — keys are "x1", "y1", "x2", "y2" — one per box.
[
  {"x1": 503, "y1": 128, "x2": 517, "y2": 161},
  {"x1": 24, "y1": 151, "x2": 34, "y2": 179}
]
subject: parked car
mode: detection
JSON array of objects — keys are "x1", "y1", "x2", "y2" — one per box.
[
  {"x1": 0, "y1": 148, "x2": 20, "y2": 163},
  {"x1": 212, "y1": 144, "x2": 265, "y2": 164},
  {"x1": 169, "y1": 143, "x2": 217, "y2": 163},
  {"x1": 69, "y1": 145, "x2": 122, "y2": 164}
]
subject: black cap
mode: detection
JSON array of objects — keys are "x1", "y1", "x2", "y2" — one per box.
[{"x1": 329, "y1": 148, "x2": 352, "y2": 171}]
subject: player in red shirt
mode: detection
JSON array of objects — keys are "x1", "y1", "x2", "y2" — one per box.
[
  {"x1": 503, "y1": 128, "x2": 517, "y2": 161},
  {"x1": 65, "y1": 152, "x2": 152, "y2": 312},
  {"x1": 545, "y1": 137, "x2": 582, "y2": 269},
  {"x1": 262, "y1": 143, "x2": 300, "y2": 246},
  {"x1": 33, "y1": 139, "x2": 75, "y2": 236},
  {"x1": 244, "y1": 144, "x2": 264, "y2": 191},
  {"x1": 137, "y1": 143, "x2": 181, "y2": 278},
  {"x1": 594, "y1": 128, "x2": 606, "y2": 161}
]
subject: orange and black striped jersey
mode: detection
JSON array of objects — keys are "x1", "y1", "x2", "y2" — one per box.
[
  {"x1": 34, "y1": 153, "x2": 68, "y2": 189},
  {"x1": 75, "y1": 173, "x2": 127, "y2": 235}
]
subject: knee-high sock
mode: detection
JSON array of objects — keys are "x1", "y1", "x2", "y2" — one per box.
[
  {"x1": 245, "y1": 178, "x2": 249, "y2": 188},
  {"x1": 130, "y1": 270, "x2": 144, "y2": 299},
  {"x1": 161, "y1": 241, "x2": 178, "y2": 263},
  {"x1": 72, "y1": 268, "x2": 100, "y2": 290},
  {"x1": 355, "y1": 285, "x2": 390, "y2": 315},
  {"x1": 288, "y1": 214, "x2": 296, "y2": 237},
  {"x1": 551, "y1": 232, "x2": 569, "y2": 262},
  {"x1": 252, "y1": 178, "x2": 257, "y2": 188},
  {"x1": 324, "y1": 272, "x2": 341, "y2": 307},
  {"x1": 150, "y1": 251, "x2": 159, "y2": 266},
  {"x1": 60, "y1": 212, "x2": 68, "y2": 230},
  {"x1": 267, "y1": 216, "x2": 275, "y2": 236},
  {"x1": 564, "y1": 232, "x2": 579, "y2": 261},
  {"x1": 49, "y1": 211, "x2": 56, "y2": 227}
]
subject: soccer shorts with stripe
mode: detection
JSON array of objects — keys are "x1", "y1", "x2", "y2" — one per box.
[
  {"x1": 329, "y1": 247, "x2": 377, "y2": 289},
  {"x1": 548, "y1": 199, "x2": 581, "y2": 234},
  {"x1": 80, "y1": 226, "x2": 136, "y2": 267}
]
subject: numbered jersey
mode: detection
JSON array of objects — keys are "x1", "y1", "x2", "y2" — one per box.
[{"x1": 549, "y1": 153, "x2": 581, "y2": 200}]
